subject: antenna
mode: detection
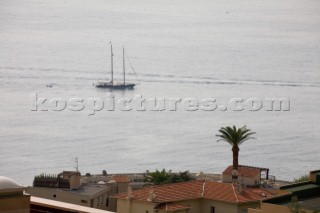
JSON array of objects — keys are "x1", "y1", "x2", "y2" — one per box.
[{"x1": 74, "y1": 157, "x2": 79, "y2": 172}]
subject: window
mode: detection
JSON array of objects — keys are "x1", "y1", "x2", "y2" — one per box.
[
  {"x1": 81, "y1": 200, "x2": 88, "y2": 203},
  {"x1": 210, "y1": 206, "x2": 215, "y2": 213},
  {"x1": 106, "y1": 198, "x2": 109, "y2": 207},
  {"x1": 53, "y1": 194, "x2": 56, "y2": 198}
]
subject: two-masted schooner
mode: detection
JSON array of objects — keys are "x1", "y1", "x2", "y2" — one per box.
[{"x1": 95, "y1": 42, "x2": 136, "y2": 89}]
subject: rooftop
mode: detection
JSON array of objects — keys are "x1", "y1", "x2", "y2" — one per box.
[
  {"x1": 112, "y1": 176, "x2": 130, "y2": 183},
  {"x1": 0, "y1": 176, "x2": 25, "y2": 194},
  {"x1": 58, "y1": 171, "x2": 81, "y2": 176},
  {"x1": 223, "y1": 165, "x2": 268, "y2": 178},
  {"x1": 263, "y1": 170, "x2": 320, "y2": 212},
  {"x1": 58, "y1": 183, "x2": 109, "y2": 197},
  {"x1": 31, "y1": 196, "x2": 113, "y2": 213},
  {"x1": 280, "y1": 196, "x2": 320, "y2": 211},
  {"x1": 29, "y1": 183, "x2": 109, "y2": 198},
  {"x1": 114, "y1": 180, "x2": 276, "y2": 204},
  {"x1": 0, "y1": 176, "x2": 22, "y2": 189},
  {"x1": 283, "y1": 183, "x2": 320, "y2": 192}
]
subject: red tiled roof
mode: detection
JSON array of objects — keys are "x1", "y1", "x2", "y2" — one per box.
[
  {"x1": 203, "y1": 181, "x2": 273, "y2": 203},
  {"x1": 115, "y1": 181, "x2": 203, "y2": 203},
  {"x1": 223, "y1": 165, "x2": 264, "y2": 178},
  {"x1": 113, "y1": 180, "x2": 275, "y2": 204},
  {"x1": 155, "y1": 202, "x2": 190, "y2": 211},
  {"x1": 112, "y1": 176, "x2": 130, "y2": 183}
]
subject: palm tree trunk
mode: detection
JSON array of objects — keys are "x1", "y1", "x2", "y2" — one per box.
[{"x1": 232, "y1": 146, "x2": 240, "y2": 181}]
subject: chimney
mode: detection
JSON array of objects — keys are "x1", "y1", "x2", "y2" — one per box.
[
  {"x1": 147, "y1": 186, "x2": 156, "y2": 202},
  {"x1": 197, "y1": 171, "x2": 204, "y2": 180},
  {"x1": 232, "y1": 169, "x2": 239, "y2": 185},
  {"x1": 62, "y1": 171, "x2": 81, "y2": 190},
  {"x1": 237, "y1": 184, "x2": 243, "y2": 193},
  {"x1": 127, "y1": 186, "x2": 133, "y2": 200}
]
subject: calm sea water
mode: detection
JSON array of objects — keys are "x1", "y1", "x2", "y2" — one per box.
[{"x1": 0, "y1": 0, "x2": 319, "y2": 186}]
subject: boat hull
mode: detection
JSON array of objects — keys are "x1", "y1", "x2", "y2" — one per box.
[{"x1": 95, "y1": 82, "x2": 135, "y2": 90}]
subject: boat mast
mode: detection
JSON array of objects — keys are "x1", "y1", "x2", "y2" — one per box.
[
  {"x1": 111, "y1": 43, "x2": 113, "y2": 85},
  {"x1": 123, "y1": 47, "x2": 125, "y2": 85}
]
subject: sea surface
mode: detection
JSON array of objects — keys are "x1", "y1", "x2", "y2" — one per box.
[{"x1": 0, "y1": 0, "x2": 319, "y2": 186}]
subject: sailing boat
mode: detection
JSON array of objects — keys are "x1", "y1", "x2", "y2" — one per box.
[{"x1": 95, "y1": 43, "x2": 136, "y2": 89}]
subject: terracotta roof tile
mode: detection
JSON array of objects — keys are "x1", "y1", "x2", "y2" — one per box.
[
  {"x1": 119, "y1": 181, "x2": 203, "y2": 203},
  {"x1": 114, "y1": 180, "x2": 276, "y2": 204},
  {"x1": 112, "y1": 176, "x2": 130, "y2": 183},
  {"x1": 203, "y1": 181, "x2": 274, "y2": 203},
  {"x1": 223, "y1": 165, "x2": 264, "y2": 178}
]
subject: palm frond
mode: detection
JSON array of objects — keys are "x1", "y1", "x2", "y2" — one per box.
[{"x1": 216, "y1": 125, "x2": 255, "y2": 146}]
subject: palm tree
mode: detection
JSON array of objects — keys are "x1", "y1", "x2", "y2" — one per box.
[
  {"x1": 216, "y1": 125, "x2": 255, "y2": 182},
  {"x1": 146, "y1": 169, "x2": 172, "y2": 185}
]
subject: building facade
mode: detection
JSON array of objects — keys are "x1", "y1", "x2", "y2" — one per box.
[{"x1": 26, "y1": 171, "x2": 110, "y2": 210}]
